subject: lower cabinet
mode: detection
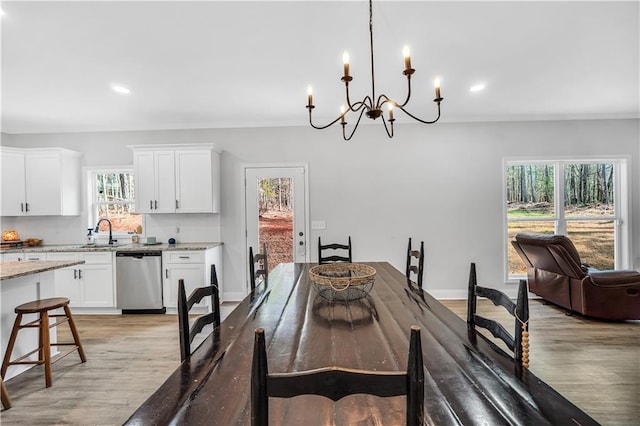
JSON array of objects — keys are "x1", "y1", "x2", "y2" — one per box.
[
  {"x1": 163, "y1": 251, "x2": 206, "y2": 310},
  {"x1": 47, "y1": 252, "x2": 115, "y2": 309},
  {"x1": 162, "y1": 247, "x2": 223, "y2": 312},
  {"x1": 1, "y1": 252, "x2": 45, "y2": 261}
]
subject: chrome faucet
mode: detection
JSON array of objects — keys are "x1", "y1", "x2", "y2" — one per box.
[{"x1": 95, "y1": 218, "x2": 114, "y2": 245}]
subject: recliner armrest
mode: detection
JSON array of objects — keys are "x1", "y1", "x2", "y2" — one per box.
[{"x1": 589, "y1": 270, "x2": 640, "y2": 286}]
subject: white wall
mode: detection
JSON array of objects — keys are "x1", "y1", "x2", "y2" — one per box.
[{"x1": 2, "y1": 118, "x2": 638, "y2": 300}]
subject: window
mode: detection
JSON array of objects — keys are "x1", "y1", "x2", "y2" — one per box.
[
  {"x1": 88, "y1": 169, "x2": 143, "y2": 235},
  {"x1": 505, "y1": 159, "x2": 629, "y2": 279}
]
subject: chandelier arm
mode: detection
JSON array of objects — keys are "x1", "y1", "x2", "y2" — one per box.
[
  {"x1": 342, "y1": 107, "x2": 368, "y2": 141},
  {"x1": 348, "y1": 98, "x2": 371, "y2": 113},
  {"x1": 395, "y1": 103, "x2": 442, "y2": 124},
  {"x1": 375, "y1": 94, "x2": 397, "y2": 110},
  {"x1": 308, "y1": 110, "x2": 346, "y2": 130},
  {"x1": 345, "y1": 82, "x2": 355, "y2": 110},
  {"x1": 380, "y1": 115, "x2": 394, "y2": 138},
  {"x1": 397, "y1": 74, "x2": 412, "y2": 108}
]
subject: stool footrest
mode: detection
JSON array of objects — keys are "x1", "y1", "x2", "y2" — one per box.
[
  {"x1": 48, "y1": 317, "x2": 71, "y2": 329},
  {"x1": 8, "y1": 348, "x2": 42, "y2": 365},
  {"x1": 50, "y1": 346, "x2": 83, "y2": 366}
]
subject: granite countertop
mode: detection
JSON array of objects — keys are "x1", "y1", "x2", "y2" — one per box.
[
  {"x1": 0, "y1": 242, "x2": 223, "y2": 254},
  {"x1": 0, "y1": 260, "x2": 85, "y2": 280}
]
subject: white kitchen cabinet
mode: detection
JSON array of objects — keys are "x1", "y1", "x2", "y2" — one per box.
[
  {"x1": 47, "y1": 252, "x2": 115, "y2": 309},
  {"x1": 133, "y1": 150, "x2": 176, "y2": 214},
  {"x1": 2, "y1": 252, "x2": 24, "y2": 261},
  {"x1": 162, "y1": 246, "x2": 223, "y2": 313},
  {"x1": 162, "y1": 250, "x2": 206, "y2": 310},
  {"x1": 131, "y1": 144, "x2": 220, "y2": 214},
  {"x1": 1, "y1": 251, "x2": 45, "y2": 261},
  {"x1": 0, "y1": 147, "x2": 81, "y2": 216}
]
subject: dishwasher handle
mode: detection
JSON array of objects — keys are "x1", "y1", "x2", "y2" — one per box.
[{"x1": 116, "y1": 251, "x2": 162, "y2": 258}]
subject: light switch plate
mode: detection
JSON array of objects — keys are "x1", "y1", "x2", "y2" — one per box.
[{"x1": 311, "y1": 220, "x2": 326, "y2": 230}]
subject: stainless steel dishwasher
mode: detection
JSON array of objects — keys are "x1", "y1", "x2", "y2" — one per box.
[{"x1": 116, "y1": 251, "x2": 165, "y2": 314}]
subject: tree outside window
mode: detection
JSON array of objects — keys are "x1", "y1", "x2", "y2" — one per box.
[
  {"x1": 92, "y1": 171, "x2": 142, "y2": 234},
  {"x1": 506, "y1": 160, "x2": 620, "y2": 278}
]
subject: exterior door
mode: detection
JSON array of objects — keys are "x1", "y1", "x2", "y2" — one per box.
[{"x1": 245, "y1": 166, "x2": 308, "y2": 288}]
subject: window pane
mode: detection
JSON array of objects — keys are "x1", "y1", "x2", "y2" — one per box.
[
  {"x1": 506, "y1": 164, "x2": 555, "y2": 217},
  {"x1": 566, "y1": 220, "x2": 615, "y2": 270},
  {"x1": 507, "y1": 220, "x2": 555, "y2": 275},
  {"x1": 96, "y1": 173, "x2": 135, "y2": 202},
  {"x1": 96, "y1": 204, "x2": 142, "y2": 233},
  {"x1": 564, "y1": 163, "x2": 615, "y2": 216}
]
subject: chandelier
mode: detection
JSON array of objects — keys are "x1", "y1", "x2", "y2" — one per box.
[{"x1": 306, "y1": 0, "x2": 443, "y2": 141}]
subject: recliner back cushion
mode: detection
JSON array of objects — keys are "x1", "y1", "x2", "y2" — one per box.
[{"x1": 514, "y1": 233, "x2": 584, "y2": 276}]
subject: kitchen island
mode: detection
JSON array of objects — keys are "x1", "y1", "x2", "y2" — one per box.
[{"x1": 0, "y1": 260, "x2": 84, "y2": 380}]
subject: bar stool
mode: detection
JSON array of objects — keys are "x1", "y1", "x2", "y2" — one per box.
[
  {"x1": 1, "y1": 374, "x2": 11, "y2": 409},
  {"x1": 1, "y1": 297, "x2": 86, "y2": 388}
]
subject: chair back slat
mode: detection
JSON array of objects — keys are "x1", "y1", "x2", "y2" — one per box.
[
  {"x1": 318, "y1": 236, "x2": 352, "y2": 264},
  {"x1": 267, "y1": 368, "x2": 407, "y2": 400}
]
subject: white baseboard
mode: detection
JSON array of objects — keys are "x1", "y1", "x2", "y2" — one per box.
[{"x1": 222, "y1": 291, "x2": 245, "y2": 302}]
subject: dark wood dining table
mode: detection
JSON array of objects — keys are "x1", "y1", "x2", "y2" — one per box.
[{"x1": 125, "y1": 262, "x2": 598, "y2": 425}]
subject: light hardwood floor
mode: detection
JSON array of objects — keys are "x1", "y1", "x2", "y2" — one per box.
[{"x1": 1, "y1": 300, "x2": 638, "y2": 425}]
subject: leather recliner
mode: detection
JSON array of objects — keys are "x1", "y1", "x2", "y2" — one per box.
[{"x1": 512, "y1": 232, "x2": 640, "y2": 320}]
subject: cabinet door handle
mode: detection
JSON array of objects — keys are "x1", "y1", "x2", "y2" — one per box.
[
  {"x1": 179, "y1": 256, "x2": 190, "y2": 259},
  {"x1": 150, "y1": 200, "x2": 153, "y2": 210},
  {"x1": 155, "y1": 200, "x2": 158, "y2": 209},
  {"x1": 74, "y1": 269, "x2": 78, "y2": 279},
  {"x1": 165, "y1": 269, "x2": 169, "y2": 279},
  {"x1": 29, "y1": 257, "x2": 40, "y2": 261},
  {"x1": 176, "y1": 200, "x2": 179, "y2": 209},
  {"x1": 21, "y1": 202, "x2": 24, "y2": 212},
  {"x1": 25, "y1": 203, "x2": 29, "y2": 212},
  {"x1": 78, "y1": 269, "x2": 82, "y2": 279}
]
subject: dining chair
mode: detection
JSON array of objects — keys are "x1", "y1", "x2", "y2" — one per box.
[
  {"x1": 178, "y1": 264, "x2": 221, "y2": 362},
  {"x1": 251, "y1": 325, "x2": 424, "y2": 426},
  {"x1": 405, "y1": 238, "x2": 424, "y2": 288},
  {"x1": 249, "y1": 244, "x2": 268, "y2": 291},
  {"x1": 318, "y1": 236, "x2": 352, "y2": 264},
  {"x1": 466, "y1": 262, "x2": 530, "y2": 368}
]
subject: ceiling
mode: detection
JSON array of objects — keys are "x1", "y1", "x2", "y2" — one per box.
[{"x1": 1, "y1": 1, "x2": 638, "y2": 135}]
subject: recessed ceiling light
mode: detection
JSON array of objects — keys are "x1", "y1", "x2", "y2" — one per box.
[
  {"x1": 470, "y1": 83, "x2": 486, "y2": 92},
  {"x1": 111, "y1": 84, "x2": 131, "y2": 95}
]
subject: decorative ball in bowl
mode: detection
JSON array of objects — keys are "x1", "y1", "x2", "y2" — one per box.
[{"x1": 309, "y1": 263, "x2": 376, "y2": 301}]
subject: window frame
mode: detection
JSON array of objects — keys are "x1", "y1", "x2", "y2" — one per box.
[
  {"x1": 503, "y1": 156, "x2": 631, "y2": 282},
  {"x1": 86, "y1": 167, "x2": 144, "y2": 239}
]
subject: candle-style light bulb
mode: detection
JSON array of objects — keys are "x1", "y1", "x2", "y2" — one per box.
[
  {"x1": 434, "y1": 78, "x2": 441, "y2": 99},
  {"x1": 340, "y1": 105, "x2": 346, "y2": 124},
  {"x1": 402, "y1": 46, "x2": 411, "y2": 71},
  {"x1": 343, "y1": 51, "x2": 350, "y2": 78},
  {"x1": 307, "y1": 85, "x2": 313, "y2": 107},
  {"x1": 387, "y1": 103, "x2": 394, "y2": 121}
]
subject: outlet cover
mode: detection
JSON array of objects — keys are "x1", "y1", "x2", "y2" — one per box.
[{"x1": 311, "y1": 220, "x2": 326, "y2": 230}]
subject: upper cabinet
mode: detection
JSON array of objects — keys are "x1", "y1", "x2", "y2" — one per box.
[
  {"x1": 134, "y1": 150, "x2": 176, "y2": 214},
  {"x1": 0, "y1": 147, "x2": 82, "y2": 216},
  {"x1": 131, "y1": 144, "x2": 220, "y2": 214}
]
